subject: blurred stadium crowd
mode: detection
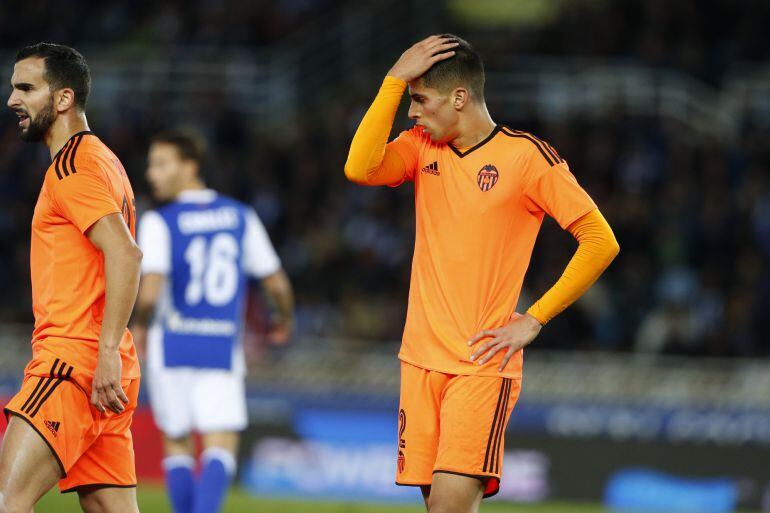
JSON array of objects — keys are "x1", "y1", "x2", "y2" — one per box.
[{"x1": 1, "y1": 0, "x2": 768, "y2": 357}]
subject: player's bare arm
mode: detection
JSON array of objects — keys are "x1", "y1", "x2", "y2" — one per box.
[
  {"x1": 130, "y1": 273, "x2": 165, "y2": 358},
  {"x1": 260, "y1": 269, "x2": 294, "y2": 345},
  {"x1": 87, "y1": 212, "x2": 143, "y2": 414},
  {"x1": 387, "y1": 35, "x2": 459, "y2": 82}
]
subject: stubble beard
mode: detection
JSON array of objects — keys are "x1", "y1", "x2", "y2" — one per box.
[{"x1": 20, "y1": 95, "x2": 55, "y2": 142}]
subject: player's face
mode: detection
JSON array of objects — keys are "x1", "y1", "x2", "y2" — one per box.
[
  {"x1": 146, "y1": 143, "x2": 189, "y2": 201},
  {"x1": 407, "y1": 79, "x2": 459, "y2": 143},
  {"x1": 7, "y1": 57, "x2": 56, "y2": 142}
]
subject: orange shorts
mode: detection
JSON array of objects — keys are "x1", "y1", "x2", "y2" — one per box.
[
  {"x1": 3, "y1": 358, "x2": 139, "y2": 493},
  {"x1": 396, "y1": 361, "x2": 521, "y2": 498}
]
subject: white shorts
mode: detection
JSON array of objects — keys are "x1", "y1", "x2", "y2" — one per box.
[{"x1": 147, "y1": 367, "x2": 248, "y2": 438}]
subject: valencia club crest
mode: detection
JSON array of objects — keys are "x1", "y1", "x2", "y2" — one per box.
[{"x1": 477, "y1": 164, "x2": 499, "y2": 191}]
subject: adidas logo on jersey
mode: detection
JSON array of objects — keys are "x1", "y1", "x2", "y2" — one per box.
[
  {"x1": 421, "y1": 161, "x2": 440, "y2": 176},
  {"x1": 44, "y1": 420, "x2": 61, "y2": 437}
]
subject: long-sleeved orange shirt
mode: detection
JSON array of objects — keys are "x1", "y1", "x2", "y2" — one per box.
[{"x1": 346, "y1": 76, "x2": 619, "y2": 377}]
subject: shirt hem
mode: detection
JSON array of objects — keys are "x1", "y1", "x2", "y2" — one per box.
[
  {"x1": 28, "y1": 341, "x2": 141, "y2": 380},
  {"x1": 397, "y1": 353, "x2": 522, "y2": 380}
]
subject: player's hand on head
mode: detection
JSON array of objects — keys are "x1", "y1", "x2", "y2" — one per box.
[
  {"x1": 387, "y1": 35, "x2": 459, "y2": 83},
  {"x1": 91, "y1": 348, "x2": 129, "y2": 414},
  {"x1": 467, "y1": 313, "x2": 543, "y2": 372}
]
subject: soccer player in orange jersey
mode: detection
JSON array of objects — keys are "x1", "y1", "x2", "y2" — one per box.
[
  {"x1": 0, "y1": 44, "x2": 142, "y2": 513},
  {"x1": 345, "y1": 35, "x2": 620, "y2": 512}
]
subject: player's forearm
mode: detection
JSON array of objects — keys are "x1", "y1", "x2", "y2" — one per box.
[
  {"x1": 344, "y1": 76, "x2": 408, "y2": 185},
  {"x1": 526, "y1": 209, "x2": 619, "y2": 325},
  {"x1": 262, "y1": 270, "x2": 294, "y2": 326},
  {"x1": 99, "y1": 246, "x2": 143, "y2": 352}
]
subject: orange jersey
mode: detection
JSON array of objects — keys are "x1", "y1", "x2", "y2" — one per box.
[
  {"x1": 387, "y1": 125, "x2": 596, "y2": 378},
  {"x1": 28, "y1": 131, "x2": 139, "y2": 383}
]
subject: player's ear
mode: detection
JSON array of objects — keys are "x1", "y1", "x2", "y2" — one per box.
[
  {"x1": 452, "y1": 87, "x2": 469, "y2": 110},
  {"x1": 54, "y1": 88, "x2": 76, "y2": 113}
]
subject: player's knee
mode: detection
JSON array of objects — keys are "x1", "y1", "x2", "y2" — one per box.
[{"x1": 163, "y1": 434, "x2": 193, "y2": 456}]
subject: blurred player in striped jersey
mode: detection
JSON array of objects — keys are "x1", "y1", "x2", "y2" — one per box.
[
  {"x1": 345, "y1": 35, "x2": 619, "y2": 512},
  {"x1": 131, "y1": 128, "x2": 294, "y2": 513}
]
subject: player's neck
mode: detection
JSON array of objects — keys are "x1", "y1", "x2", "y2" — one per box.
[
  {"x1": 176, "y1": 181, "x2": 207, "y2": 196},
  {"x1": 450, "y1": 105, "x2": 496, "y2": 150},
  {"x1": 46, "y1": 113, "x2": 90, "y2": 160}
]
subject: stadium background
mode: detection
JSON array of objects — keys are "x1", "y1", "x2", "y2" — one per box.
[{"x1": 1, "y1": 0, "x2": 769, "y2": 511}]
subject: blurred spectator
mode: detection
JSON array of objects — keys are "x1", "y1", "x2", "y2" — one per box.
[{"x1": 0, "y1": 0, "x2": 768, "y2": 357}]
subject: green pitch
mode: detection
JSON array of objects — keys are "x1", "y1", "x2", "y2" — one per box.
[
  {"x1": 37, "y1": 485, "x2": 608, "y2": 513},
  {"x1": 36, "y1": 486, "x2": 763, "y2": 513}
]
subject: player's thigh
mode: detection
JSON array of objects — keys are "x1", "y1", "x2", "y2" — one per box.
[
  {"x1": 60, "y1": 379, "x2": 140, "y2": 494},
  {"x1": 77, "y1": 485, "x2": 139, "y2": 513},
  {"x1": 425, "y1": 472, "x2": 484, "y2": 513},
  {"x1": 396, "y1": 362, "x2": 448, "y2": 487},
  {"x1": 0, "y1": 415, "x2": 62, "y2": 512},
  {"x1": 147, "y1": 367, "x2": 194, "y2": 439},
  {"x1": 435, "y1": 376, "x2": 521, "y2": 498},
  {"x1": 191, "y1": 371, "x2": 247, "y2": 434}
]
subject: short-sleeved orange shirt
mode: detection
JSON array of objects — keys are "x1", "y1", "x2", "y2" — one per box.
[
  {"x1": 388, "y1": 125, "x2": 597, "y2": 379},
  {"x1": 26, "y1": 131, "x2": 139, "y2": 386}
]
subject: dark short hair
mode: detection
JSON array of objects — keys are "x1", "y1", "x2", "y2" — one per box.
[
  {"x1": 151, "y1": 127, "x2": 208, "y2": 173},
  {"x1": 16, "y1": 43, "x2": 91, "y2": 110},
  {"x1": 421, "y1": 34, "x2": 485, "y2": 102}
]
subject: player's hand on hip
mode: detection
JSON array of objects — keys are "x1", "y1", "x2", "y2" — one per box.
[
  {"x1": 91, "y1": 347, "x2": 129, "y2": 414},
  {"x1": 467, "y1": 313, "x2": 543, "y2": 372},
  {"x1": 387, "y1": 35, "x2": 459, "y2": 83}
]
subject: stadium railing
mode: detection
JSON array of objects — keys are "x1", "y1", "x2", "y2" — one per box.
[{"x1": 2, "y1": 325, "x2": 767, "y2": 413}]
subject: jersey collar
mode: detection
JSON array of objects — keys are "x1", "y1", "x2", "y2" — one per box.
[
  {"x1": 52, "y1": 130, "x2": 94, "y2": 161},
  {"x1": 448, "y1": 125, "x2": 501, "y2": 158},
  {"x1": 176, "y1": 188, "x2": 217, "y2": 203}
]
